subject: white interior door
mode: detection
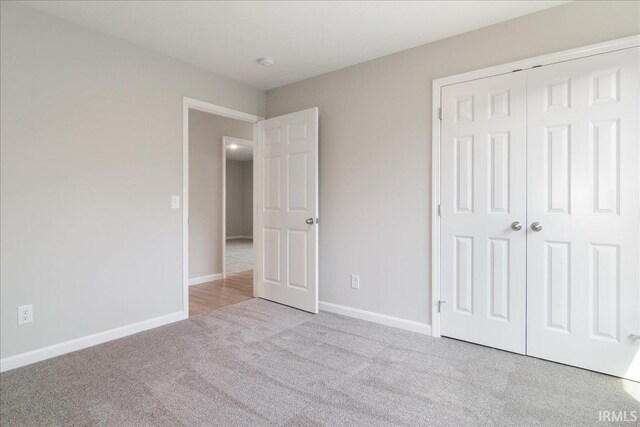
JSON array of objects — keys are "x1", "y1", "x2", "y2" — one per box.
[
  {"x1": 440, "y1": 72, "x2": 527, "y2": 354},
  {"x1": 526, "y1": 47, "x2": 640, "y2": 381},
  {"x1": 255, "y1": 107, "x2": 319, "y2": 313}
]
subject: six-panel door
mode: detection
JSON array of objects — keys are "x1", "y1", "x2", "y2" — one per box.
[
  {"x1": 255, "y1": 108, "x2": 319, "y2": 313},
  {"x1": 440, "y1": 72, "x2": 527, "y2": 354},
  {"x1": 526, "y1": 47, "x2": 639, "y2": 381}
]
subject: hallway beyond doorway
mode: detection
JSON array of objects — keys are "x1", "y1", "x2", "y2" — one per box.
[{"x1": 225, "y1": 238, "x2": 253, "y2": 274}]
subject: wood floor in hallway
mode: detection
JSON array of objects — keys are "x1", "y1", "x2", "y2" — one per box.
[{"x1": 189, "y1": 270, "x2": 254, "y2": 316}]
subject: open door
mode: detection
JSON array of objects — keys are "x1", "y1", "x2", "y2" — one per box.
[{"x1": 255, "y1": 108, "x2": 319, "y2": 313}]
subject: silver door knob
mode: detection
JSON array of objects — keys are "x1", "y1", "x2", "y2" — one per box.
[
  {"x1": 306, "y1": 218, "x2": 314, "y2": 225},
  {"x1": 511, "y1": 221, "x2": 523, "y2": 231},
  {"x1": 531, "y1": 222, "x2": 543, "y2": 232}
]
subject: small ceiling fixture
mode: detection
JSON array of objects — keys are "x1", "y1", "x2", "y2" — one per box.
[
  {"x1": 228, "y1": 143, "x2": 238, "y2": 150},
  {"x1": 258, "y1": 58, "x2": 275, "y2": 67}
]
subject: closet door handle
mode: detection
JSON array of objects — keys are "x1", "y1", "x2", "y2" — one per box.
[
  {"x1": 531, "y1": 222, "x2": 543, "y2": 232},
  {"x1": 510, "y1": 221, "x2": 523, "y2": 231}
]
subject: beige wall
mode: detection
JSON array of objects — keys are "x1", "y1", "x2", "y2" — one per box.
[
  {"x1": 225, "y1": 160, "x2": 254, "y2": 238},
  {"x1": 225, "y1": 160, "x2": 245, "y2": 238},
  {"x1": 242, "y1": 161, "x2": 254, "y2": 236},
  {"x1": 266, "y1": 1, "x2": 640, "y2": 325},
  {"x1": 189, "y1": 112, "x2": 253, "y2": 280},
  {"x1": 0, "y1": 2, "x2": 264, "y2": 359}
]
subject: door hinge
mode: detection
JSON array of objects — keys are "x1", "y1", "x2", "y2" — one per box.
[
  {"x1": 437, "y1": 204, "x2": 441, "y2": 217},
  {"x1": 437, "y1": 300, "x2": 447, "y2": 313},
  {"x1": 438, "y1": 107, "x2": 442, "y2": 121}
]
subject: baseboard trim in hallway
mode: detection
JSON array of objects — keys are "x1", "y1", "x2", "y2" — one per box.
[
  {"x1": 0, "y1": 311, "x2": 186, "y2": 373},
  {"x1": 319, "y1": 301, "x2": 432, "y2": 336},
  {"x1": 189, "y1": 273, "x2": 223, "y2": 286}
]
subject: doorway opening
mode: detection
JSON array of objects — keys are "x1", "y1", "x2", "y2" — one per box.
[
  {"x1": 222, "y1": 136, "x2": 254, "y2": 277},
  {"x1": 183, "y1": 98, "x2": 260, "y2": 317}
]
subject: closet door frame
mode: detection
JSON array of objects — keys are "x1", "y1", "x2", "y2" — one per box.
[{"x1": 431, "y1": 35, "x2": 640, "y2": 338}]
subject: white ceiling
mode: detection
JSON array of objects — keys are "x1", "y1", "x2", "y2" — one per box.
[
  {"x1": 21, "y1": 1, "x2": 566, "y2": 90},
  {"x1": 226, "y1": 144, "x2": 253, "y2": 162}
]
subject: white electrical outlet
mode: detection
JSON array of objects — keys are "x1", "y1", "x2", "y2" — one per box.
[
  {"x1": 17, "y1": 305, "x2": 33, "y2": 325},
  {"x1": 171, "y1": 195, "x2": 180, "y2": 209},
  {"x1": 350, "y1": 274, "x2": 360, "y2": 289}
]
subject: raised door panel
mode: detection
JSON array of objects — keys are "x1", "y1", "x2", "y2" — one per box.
[
  {"x1": 454, "y1": 136, "x2": 474, "y2": 213},
  {"x1": 288, "y1": 152, "x2": 308, "y2": 211},
  {"x1": 454, "y1": 236, "x2": 474, "y2": 314},
  {"x1": 263, "y1": 157, "x2": 281, "y2": 211},
  {"x1": 489, "y1": 90, "x2": 510, "y2": 119},
  {"x1": 287, "y1": 230, "x2": 308, "y2": 289},
  {"x1": 488, "y1": 132, "x2": 510, "y2": 214},
  {"x1": 488, "y1": 238, "x2": 510, "y2": 321},
  {"x1": 263, "y1": 228, "x2": 281, "y2": 285},
  {"x1": 591, "y1": 120, "x2": 620, "y2": 214},
  {"x1": 589, "y1": 244, "x2": 620, "y2": 342},
  {"x1": 544, "y1": 241, "x2": 570, "y2": 333},
  {"x1": 544, "y1": 125, "x2": 571, "y2": 214}
]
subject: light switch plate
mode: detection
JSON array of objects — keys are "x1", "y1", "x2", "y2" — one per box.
[
  {"x1": 351, "y1": 274, "x2": 360, "y2": 290},
  {"x1": 171, "y1": 195, "x2": 180, "y2": 209}
]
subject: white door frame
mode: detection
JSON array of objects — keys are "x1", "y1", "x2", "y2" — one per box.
[
  {"x1": 182, "y1": 97, "x2": 263, "y2": 316},
  {"x1": 221, "y1": 135, "x2": 255, "y2": 278},
  {"x1": 430, "y1": 35, "x2": 640, "y2": 337}
]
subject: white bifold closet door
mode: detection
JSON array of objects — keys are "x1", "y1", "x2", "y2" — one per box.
[
  {"x1": 440, "y1": 46, "x2": 640, "y2": 381},
  {"x1": 440, "y1": 72, "x2": 528, "y2": 354},
  {"x1": 526, "y1": 47, "x2": 639, "y2": 381}
]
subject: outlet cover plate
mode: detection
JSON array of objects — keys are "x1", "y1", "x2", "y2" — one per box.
[{"x1": 18, "y1": 304, "x2": 33, "y2": 325}]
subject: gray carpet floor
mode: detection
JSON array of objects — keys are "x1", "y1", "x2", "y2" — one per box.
[
  {"x1": 1, "y1": 299, "x2": 638, "y2": 426},
  {"x1": 226, "y1": 238, "x2": 253, "y2": 274}
]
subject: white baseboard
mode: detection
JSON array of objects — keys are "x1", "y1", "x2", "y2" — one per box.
[
  {"x1": 226, "y1": 236, "x2": 253, "y2": 240},
  {"x1": 224, "y1": 271, "x2": 252, "y2": 278},
  {"x1": 0, "y1": 310, "x2": 186, "y2": 373},
  {"x1": 188, "y1": 273, "x2": 222, "y2": 286},
  {"x1": 319, "y1": 301, "x2": 432, "y2": 336}
]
